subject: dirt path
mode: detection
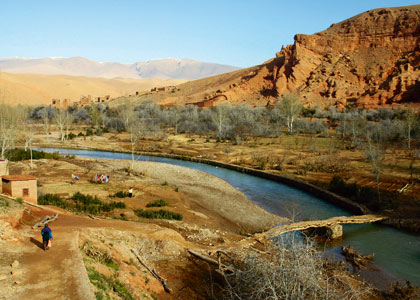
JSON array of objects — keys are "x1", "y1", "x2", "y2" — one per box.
[
  {"x1": 5, "y1": 217, "x2": 95, "y2": 300},
  {"x1": 2, "y1": 208, "x2": 197, "y2": 300}
]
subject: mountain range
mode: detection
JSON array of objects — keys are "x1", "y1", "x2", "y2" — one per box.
[{"x1": 0, "y1": 57, "x2": 240, "y2": 80}]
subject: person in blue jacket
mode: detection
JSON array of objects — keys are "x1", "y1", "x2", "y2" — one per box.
[{"x1": 41, "y1": 223, "x2": 53, "y2": 250}]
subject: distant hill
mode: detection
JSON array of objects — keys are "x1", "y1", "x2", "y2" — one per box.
[
  {"x1": 114, "y1": 4, "x2": 420, "y2": 109},
  {"x1": 0, "y1": 72, "x2": 186, "y2": 106},
  {"x1": 0, "y1": 57, "x2": 240, "y2": 80}
]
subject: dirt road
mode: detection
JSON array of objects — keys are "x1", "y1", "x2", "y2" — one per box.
[{"x1": 1, "y1": 211, "x2": 95, "y2": 300}]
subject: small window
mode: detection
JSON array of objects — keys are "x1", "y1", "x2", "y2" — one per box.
[{"x1": 23, "y1": 188, "x2": 29, "y2": 196}]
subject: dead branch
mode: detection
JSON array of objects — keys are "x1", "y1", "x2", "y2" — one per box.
[
  {"x1": 32, "y1": 213, "x2": 59, "y2": 228},
  {"x1": 88, "y1": 214, "x2": 101, "y2": 220},
  {"x1": 188, "y1": 249, "x2": 234, "y2": 274},
  {"x1": 342, "y1": 246, "x2": 374, "y2": 269},
  {"x1": 130, "y1": 249, "x2": 172, "y2": 294}
]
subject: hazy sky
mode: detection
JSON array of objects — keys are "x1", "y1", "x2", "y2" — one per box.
[{"x1": 1, "y1": 1, "x2": 418, "y2": 67}]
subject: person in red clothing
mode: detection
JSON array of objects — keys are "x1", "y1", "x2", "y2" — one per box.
[{"x1": 41, "y1": 224, "x2": 53, "y2": 250}]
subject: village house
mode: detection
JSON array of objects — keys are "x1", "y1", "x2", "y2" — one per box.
[
  {"x1": 52, "y1": 98, "x2": 72, "y2": 109},
  {"x1": 1, "y1": 175, "x2": 38, "y2": 205},
  {"x1": 74, "y1": 95, "x2": 112, "y2": 107},
  {"x1": 75, "y1": 95, "x2": 93, "y2": 107},
  {"x1": 151, "y1": 86, "x2": 177, "y2": 93},
  {"x1": 97, "y1": 95, "x2": 110, "y2": 103}
]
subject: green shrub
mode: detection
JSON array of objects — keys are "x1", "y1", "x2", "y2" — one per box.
[
  {"x1": 111, "y1": 191, "x2": 130, "y2": 198},
  {"x1": 0, "y1": 198, "x2": 9, "y2": 208},
  {"x1": 87, "y1": 267, "x2": 111, "y2": 293},
  {"x1": 94, "y1": 291, "x2": 104, "y2": 300},
  {"x1": 65, "y1": 132, "x2": 77, "y2": 140},
  {"x1": 71, "y1": 192, "x2": 126, "y2": 215},
  {"x1": 146, "y1": 199, "x2": 168, "y2": 207},
  {"x1": 161, "y1": 181, "x2": 169, "y2": 186},
  {"x1": 38, "y1": 194, "x2": 69, "y2": 209},
  {"x1": 72, "y1": 192, "x2": 102, "y2": 205},
  {"x1": 5, "y1": 148, "x2": 60, "y2": 161},
  {"x1": 103, "y1": 260, "x2": 119, "y2": 271},
  {"x1": 113, "y1": 280, "x2": 135, "y2": 300},
  {"x1": 86, "y1": 128, "x2": 94, "y2": 136},
  {"x1": 78, "y1": 132, "x2": 85, "y2": 137},
  {"x1": 134, "y1": 209, "x2": 182, "y2": 220}
]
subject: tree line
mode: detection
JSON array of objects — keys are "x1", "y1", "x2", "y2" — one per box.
[{"x1": 1, "y1": 94, "x2": 419, "y2": 167}]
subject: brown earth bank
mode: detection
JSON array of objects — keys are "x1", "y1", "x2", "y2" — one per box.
[
  {"x1": 0, "y1": 157, "x2": 283, "y2": 300},
  {"x1": 11, "y1": 157, "x2": 284, "y2": 234},
  {"x1": 0, "y1": 157, "x2": 400, "y2": 300},
  {"x1": 35, "y1": 130, "x2": 420, "y2": 234},
  {"x1": 112, "y1": 4, "x2": 420, "y2": 109}
]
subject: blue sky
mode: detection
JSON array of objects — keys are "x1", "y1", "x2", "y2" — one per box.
[{"x1": 1, "y1": 0, "x2": 418, "y2": 67}]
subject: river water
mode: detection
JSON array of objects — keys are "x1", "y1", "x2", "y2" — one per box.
[{"x1": 37, "y1": 147, "x2": 420, "y2": 286}]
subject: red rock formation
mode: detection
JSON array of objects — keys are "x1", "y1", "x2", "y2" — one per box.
[
  {"x1": 135, "y1": 5, "x2": 420, "y2": 108},
  {"x1": 255, "y1": 4, "x2": 420, "y2": 108}
]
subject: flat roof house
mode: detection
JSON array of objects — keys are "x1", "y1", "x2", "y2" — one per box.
[{"x1": 2, "y1": 175, "x2": 37, "y2": 205}]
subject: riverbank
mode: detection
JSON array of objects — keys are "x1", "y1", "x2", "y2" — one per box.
[
  {"x1": 16, "y1": 145, "x2": 420, "y2": 288},
  {"x1": 10, "y1": 156, "x2": 284, "y2": 234},
  {"x1": 34, "y1": 135, "x2": 420, "y2": 235},
  {"x1": 36, "y1": 142, "x2": 368, "y2": 214}
]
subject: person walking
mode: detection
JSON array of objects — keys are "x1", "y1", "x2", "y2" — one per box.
[
  {"x1": 128, "y1": 187, "x2": 133, "y2": 198},
  {"x1": 41, "y1": 223, "x2": 53, "y2": 250}
]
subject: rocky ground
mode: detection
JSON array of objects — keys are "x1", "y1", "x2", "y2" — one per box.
[{"x1": 0, "y1": 157, "x2": 285, "y2": 299}]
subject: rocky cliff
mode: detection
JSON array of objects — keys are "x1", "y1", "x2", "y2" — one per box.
[
  {"x1": 244, "y1": 4, "x2": 420, "y2": 108},
  {"x1": 270, "y1": 5, "x2": 420, "y2": 108},
  {"x1": 115, "y1": 5, "x2": 420, "y2": 108}
]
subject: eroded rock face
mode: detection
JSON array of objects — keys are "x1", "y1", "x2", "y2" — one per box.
[{"x1": 230, "y1": 5, "x2": 420, "y2": 108}]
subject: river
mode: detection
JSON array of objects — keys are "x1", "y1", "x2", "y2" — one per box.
[{"x1": 37, "y1": 147, "x2": 420, "y2": 287}]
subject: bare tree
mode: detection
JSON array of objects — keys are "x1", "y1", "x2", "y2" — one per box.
[
  {"x1": 211, "y1": 103, "x2": 231, "y2": 139},
  {"x1": 88, "y1": 104, "x2": 103, "y2": 129},
  {"x1": 63, "y1": 110, "x2": 74, "y2": 140},
  {"x1": 348, "y1": 111, "x2": 367, "y2": 147},
  {"x1": 407, "y1": 148, "x2": 420, "y2": 184},
  {"x1": 405, "y1": 108, "x2": 417, "y2": 150},
  {"x1": 275, "y1": 93, "x2": 303, "y2": 134},
  {"x1": 16, "y1": 106, "x2": 35, "y2": 168},
  {"x1": 55, "y1": 109, "x2": 66, "y2": 141},
  {"x1": 118, "y1": 102, "x2": 136, "y2": 131},
  {"x1": 42, "y1": 106, "x2": 52, "y2": 137},
  {"x1": 165, "y1": 106, "x2": 181, "y2": 135},
  {"x1": 127, "y1": 115, "x2": 143, "y2": 172},
  {"x1": 365, "y1": 128, "x2": 384, "y2": 201},
  {"x1": 0, "y1": 104, "x2": 18, "y2": 159},
  {"x1": 220, "y1": 235, "x2": 370, "y2": 300}
]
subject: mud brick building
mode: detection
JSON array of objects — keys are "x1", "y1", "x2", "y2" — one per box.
[{"x1": 2, "y1": 175, "x2": 38, "y2": 204}]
